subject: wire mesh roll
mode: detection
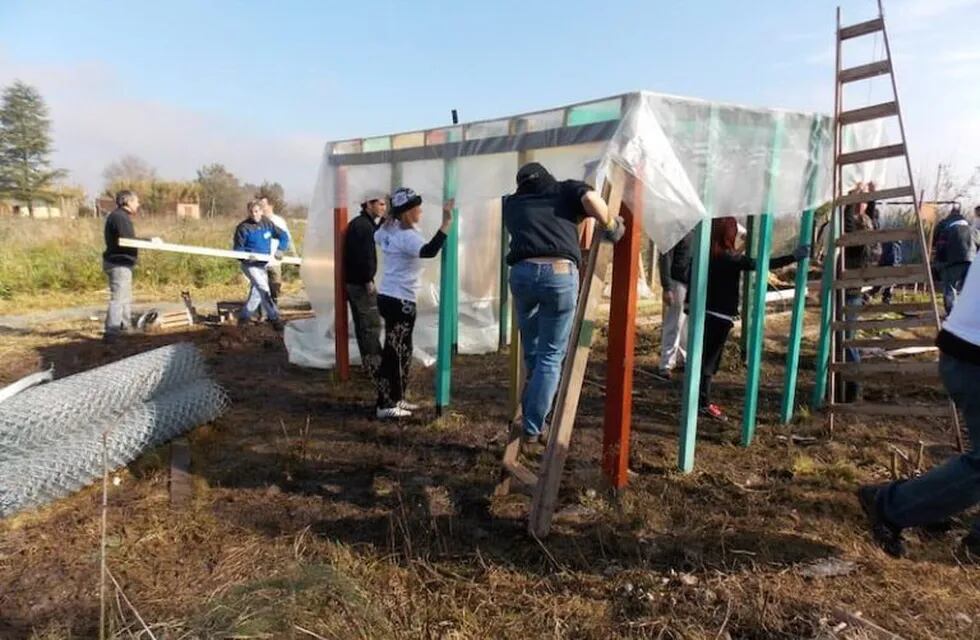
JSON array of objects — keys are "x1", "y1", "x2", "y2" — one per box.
[
  {"x1": 0, "y1": 343, "x2": 209, "y2": 449},
  {"x1": 0, "y1": 380, "x2": 229, "y2": 517}
]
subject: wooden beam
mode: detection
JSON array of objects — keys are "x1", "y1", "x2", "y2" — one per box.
[
  {"x1": 835, "y1": 226, "x2": 917, "y2": 246},
  {"x1": 831, "y1": 315, "x2": 935, "y2": 331},
  {"x1": 119, "y1": 238, "x2": 302, "y2": 265},
  {"x1": 528, "y1": 163, "x2": 625, "y2": 538},
  {"x1": 835, "y1": 186, "x2": 913, "y2": 207},
  {"x1": 602, "y1": 175, "x2": 642, "y2": 489},
  {"x1": 830, "y1": 361, "x2": 938, "y2": 377}
]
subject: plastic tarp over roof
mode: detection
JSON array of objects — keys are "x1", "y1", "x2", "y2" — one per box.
[{"x1": 289, "y1": 91, "x2": 854, "y2": 369}]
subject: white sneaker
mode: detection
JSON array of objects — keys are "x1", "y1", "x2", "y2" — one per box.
[
  {"x1": 398, "y1": 400, "x2": 420, "y2": 411},
  {"x1": 377, "y1": 406, "x2": 412, "y2": 419}
]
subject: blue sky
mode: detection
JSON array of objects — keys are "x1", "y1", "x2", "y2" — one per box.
[{"x1": 0, "y1": 0, "x2": 977, "y2": 203}]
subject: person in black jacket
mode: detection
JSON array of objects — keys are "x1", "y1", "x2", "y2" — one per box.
[
  {"x1": 503, "y1": 162, "x2": 625, "y2": 444},
  {"x1": 343, "y1": 193, "x2": 387, "y2": 381},
  {"x1": 655, "y1": 232, "x2": 693, "y2": 380},
  {"x1": 696, "y1": 216, "x2": 808, "y2": 421},
  {"x1": 102, "y1": 190, "x2": 146, "y2": 343}
]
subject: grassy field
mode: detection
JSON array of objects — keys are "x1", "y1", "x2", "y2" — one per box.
[{"x1": 0, "y1": 216, "x2": 306, "y2": 314}]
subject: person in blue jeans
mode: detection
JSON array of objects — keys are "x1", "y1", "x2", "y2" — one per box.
[
  {"x1": 858, "y1": 260, "x2": 980, "y2": 558},
  {"x1": 502, "y1": 162, "x2": 625, "y2": 445},
  {"x1": 233, "y1": 200, "x2": 289, "y2": 329}
]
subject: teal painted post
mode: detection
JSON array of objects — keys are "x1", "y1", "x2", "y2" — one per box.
[
  {"x1": 741, "y1": 116, "x2": 785, "y2": 447},
  {"x1": 780, "y1": 119, "x2": 825, "y2": 423},
  {"x1": 435, "y1": 157, "x2": 459, "y2": 413},
  {"x1": 498, "y1": 196, "x2": 510, "y2": 351},
  {"x1": 811, "y1": 207, "x2": 839, "y2": 409},
  {"x1": 678, "y1": 106, "x2": 719, "y2": 473}
]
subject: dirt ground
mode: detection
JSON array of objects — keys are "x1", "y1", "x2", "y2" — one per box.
[{"x1": 0, "y1": 304, "x2": 977, "y2": 639}]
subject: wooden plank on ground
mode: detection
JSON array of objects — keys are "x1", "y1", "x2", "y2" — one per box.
[
  {"x1": 831, "y1": 316, "x2": 935, "y2": 331},
  {"x1": 528, "y1": 163, "x2": 625, "y2": 538},
  {"x1": 831, "y1": 403, "x2": 949, "y2": 417},
  {"x1": 169, "y1": 437, "x2": 192, "y2": 507}
]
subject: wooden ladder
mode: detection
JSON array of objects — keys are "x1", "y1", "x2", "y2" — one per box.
[
  {"x1": 495, "y1": 163, "x2": 627, "y2": 538},
  {"x1": 826, "y1": 2, "x2": 962, "y2": 448}
]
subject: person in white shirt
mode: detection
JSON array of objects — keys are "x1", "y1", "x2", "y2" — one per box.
[
  {"x1": 374, "y1": 187, "x2": 454, "y2": 419},
  {"x1": 257, "y1": 196, "x2": 293, "y2": 303}
]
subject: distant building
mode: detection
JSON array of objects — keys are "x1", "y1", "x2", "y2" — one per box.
[{"x1": 0, "y1": 191, "x2": 83, "y2": 219}]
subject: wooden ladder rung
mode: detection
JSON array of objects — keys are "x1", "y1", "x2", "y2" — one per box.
[
  {"x1": 834, "y1": 273, "x2": 928, "y2": 289},
  {"x1": 839, "y1": 101, "x2": 898, "y2": 126},
  {"x1": 836, "y1": 186, "x2": 914, "y2": 207},
  {"x1": 844, "y1": 300, "x2": 936, "y2": 315},
  {"x1": 839, "y1": 60, "x2": 892, "y2": 83},
  {"x1": 839, "y1": 17, "x2": 884, "y2": 40},
  {"x1": 830, "y1": 402, "x2": 949, "y2": 417},
  {"x1": 502, "y1": 460, "x2": 538, "y2": 488},
  {"x1": 830, "y1": 361, "x2": 939, "y2": 378},
  {"x1": 841, "y1": 336, "x2": 935, "y2": 349},
  {"x1": 832, "y1": 315, "x2": 935, "y2": 331},
  {"x1": 836, "y1": 227, "x2": 919, "y2": 247},
  {"x1": 839, "y1": 264, "x2": 925, "y2": 280},
  {"x1": 838, "y1": 143, "x2": 906, "y2": 166}
]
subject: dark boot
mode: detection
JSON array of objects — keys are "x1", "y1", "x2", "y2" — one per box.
[{"x1": 857, "y1": 484, "x2": 905, "y2": 557}]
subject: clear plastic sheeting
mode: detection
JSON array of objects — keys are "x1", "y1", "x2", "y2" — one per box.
[{"x1": 295, "y1": 91, "x2": 881, "y2": 369}]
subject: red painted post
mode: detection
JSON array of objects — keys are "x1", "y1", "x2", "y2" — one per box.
[
  {"x1": 602, "y1": 175, "x2": 642, "y2": 489},
  {"x1": 333, "y1": 165, "x2": 350, "y2": 382}
]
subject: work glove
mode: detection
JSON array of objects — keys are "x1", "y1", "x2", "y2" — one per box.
[
  {"x1": 602, "y1": 216, "x2": 626, "y2": 243},
  {"x1": 792, "y1": 245, "x2": 811, "y2": 261}
]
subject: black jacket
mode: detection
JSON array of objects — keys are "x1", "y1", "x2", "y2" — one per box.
[
  {"x1": 344, "y1": 211, "x2": 381, "y2": 284},
  {"x1": 658, "y1": 231, "x2": 694, "y2": 288},
  {"x1": 938, "y1": 213, "x2": 979, "y2": 266},
  {"x1": 700, "y1": 251, "x2": 797, "y2": 318},
  {"x1": 103, "y1": 208, "x2": 138, "y2": 267},
  {"x1": 503, "y1": 179, "x2": 591, "y2": 267}
]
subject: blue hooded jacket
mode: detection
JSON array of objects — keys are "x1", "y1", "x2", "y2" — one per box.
[{"x1": 233, "y1": 217, "x2": 288, "y2": 259}]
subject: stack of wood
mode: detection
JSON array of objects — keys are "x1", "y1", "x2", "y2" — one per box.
[{"x1": 151, "y1": 309, "x2": 195, "y2": 331}]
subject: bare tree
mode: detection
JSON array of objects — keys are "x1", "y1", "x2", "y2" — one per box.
[{"x1": 102, "y1": 155, "x2": 157, "y2": 190}]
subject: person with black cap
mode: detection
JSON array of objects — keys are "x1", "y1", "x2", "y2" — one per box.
[
  {"x1": 503, "y1": 162, "x2": 625, "y2": 445},
  {"x1": 344, "y1": 191, "x2": 387, "y2": 382},
  {"x1": 374, "y1": 187, "x2": 454, "y2": 419}
]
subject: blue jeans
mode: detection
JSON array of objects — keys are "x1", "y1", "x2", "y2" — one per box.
[
  {"x1": 878, "y1": 353, "x2": 980, "y2": 535},
  {"x1": 239, "y1": 263, "x2": 280, "y2": 322},
  {"x1": 510, "y1": 261, "x2": 579, "y2": 437}
]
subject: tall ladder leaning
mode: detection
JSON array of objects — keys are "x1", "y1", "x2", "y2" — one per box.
[
  {"x1": 825, "y1": 1, "x2": 963, "y2": 450},
  {"x1": 495, "y1": 162, "x2": 627, "y2": 538}
]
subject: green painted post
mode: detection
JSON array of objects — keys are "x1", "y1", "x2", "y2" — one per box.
[
  {"x1": 811, "y1": 204, "x2": 839, "y2": 409},
  {"x1": 741, "y1": 116, "x2": 785, "y2": 447},
  {"x1": 780, "y1": 119, "x2": 825, "y2": 423},
  {"x1": 498, "y1": 196, "x2": 510, "y2": 351},
  {"x1": 435, "y1": 157, "x2": 458, "y2": 413},
  {"x1": 678, "y1": 106, "x2": 719, "y2": 473}
]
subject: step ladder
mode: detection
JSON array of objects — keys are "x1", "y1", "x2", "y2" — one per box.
[
  {"x1": 825, "y1": 1, "x2": 962, "y2": 449},
  {"x1": 495, "y1": 163, "x2": 626, "y2": 538}
]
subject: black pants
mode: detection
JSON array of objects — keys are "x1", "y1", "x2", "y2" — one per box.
[
  {"x1": 376, "y1": 294, "x2": 416, "y2": 409},
  {"x1": 699, "y1": 314, "x2": 734, "y2": 409},
  {"x1": 346, "y1": 283, "x2": 383, "y2": 382}
]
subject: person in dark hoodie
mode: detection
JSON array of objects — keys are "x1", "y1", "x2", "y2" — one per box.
[
  {"x1": 344, "y1": 192, "x2": 387, "y2": 381},
  {"x1": 233, "y1": 200, "x2": 289, "y2": 328},
  {"x1": 502, "y1": 162, "x2": 625, "y2": 445},
  {"x1": 934, "y1": 202, "x2": 980, "y2": 313},
  {"x1": 695, "y1": 216, "x2": 808, "y2": 421}
]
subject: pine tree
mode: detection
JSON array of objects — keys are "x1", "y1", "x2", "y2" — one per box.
[{"x1": 0, "y1": 81, "x2": 66, "y2": 216}]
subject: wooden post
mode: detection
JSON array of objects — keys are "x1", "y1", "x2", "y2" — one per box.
[
  {"x1": 678, "y1": 106, "x2": 719, "y2": 473},
  {"x1": 602, "y1": 176, "x2": 642, "y2": 489},
  {"x1": 740, "y1": 215, "x2": 758, "y2": 363},
  {"x1": 780, "y1": 118, "x2": 825, "y2": 423},
  {"x1": 435, "y1": 155, "x2": 459, "y2": 414},
  {"x1": 498, "y1": 196, "x2": 510, "y2": 351},
  {"x1": 333, "y1": 163, "x2": 350, "y2": 382},
  {"x1": 741, "y1": 116, "x2": 785, "y2": 447},
  {"x1": 812, "y1": 208, "x2": 839, "y2": 409}
]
